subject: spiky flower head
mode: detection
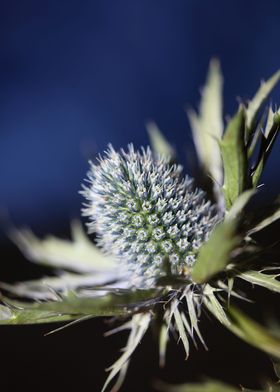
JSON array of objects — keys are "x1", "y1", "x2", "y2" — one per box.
[{"x1": 82, "y1": 144, "x2": 219, "y2": 285}]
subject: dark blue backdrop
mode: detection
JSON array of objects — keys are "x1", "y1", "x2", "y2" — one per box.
[{"x1": 1, "y1": 0, "x2": 280, "y2": 232}]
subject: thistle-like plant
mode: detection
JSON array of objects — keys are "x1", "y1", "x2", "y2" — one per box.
[
  {"x1": 1, "y1": 60, "x2": 280, "y2": 392},
  {"x1": 82, "y1": 144, "x2": 219, "y2": 283}
]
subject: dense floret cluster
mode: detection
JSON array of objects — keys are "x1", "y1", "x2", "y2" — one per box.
[{"x1": 82, "y1": 145, "x2": 218, "y2": 283}]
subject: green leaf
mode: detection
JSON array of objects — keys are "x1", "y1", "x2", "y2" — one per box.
[
  {"x1": 252, "y1": 111, "x2": 280, "y2": 187},
  {"x1": 173, "y1": 305, "x2": 190, "y2": 359},
  {"x1": 191, "y1": 219, "x2": 240, "y2": 284},
  {"x1": 247, "y1": 111, "x2": 267, "y2": 160},
  {"x1": 237, "y1": 270, "x2": 280, "y2": 294},
  {"x1": 220, "y1": 107, "x2": 248, "y2": 210},
  {"x1": 10, "y1": 220, "x2": 117, "y2": 273},
  {"x1": 203, "y1": 284, "x2": 230, "y2": 326},
  {"x1": 0, "y1": 288, "x2": 161, "y2": 325},
  {"x1": 227, "y1": 306, "x2": 280, "y2": 359},
  {"x1": 156, "y1": 379, "x2": 241, "y2": 392},
  {"x1": 0, "y1": 272, "x2": 120, "y2": 300},
  {"x1": 0, "y1": 303, "x2": 80, "y2": 325},
  {"x1": 273, "y1": 362, "x2": 280, "y2": 379},
  {"x1": 146, "y1": 121, "x2": 176, "y2": 160},
  {"x1": 159, "y1": 323, "x2": 169, "y2": 367},
  {"x1": 226, "y1": 190, "x2": 255, "y2": 221},
  {"x1": 187, "y1": 59, "x2": 224, "y2": 186},
  {"x1": 264, "y1": 106, "x2": 275, "y2": 138},
  {"x1": 247, "y1": 197, "x2": 280, "y2": 235},
  {"x1": 101, "y1": 313, "x2": 151, "y2": 392},
  {"x1": 246, "y1": 70, "x2": 280, "y2": 136}
]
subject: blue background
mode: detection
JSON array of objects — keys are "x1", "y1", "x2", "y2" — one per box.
[{"x1": 1, "y1": 0, "x2": 280, "y2": 233}]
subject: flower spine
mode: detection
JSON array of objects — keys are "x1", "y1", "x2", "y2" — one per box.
[{"x1": 82, "y1": 144, "x2": 218, "y2": 284}]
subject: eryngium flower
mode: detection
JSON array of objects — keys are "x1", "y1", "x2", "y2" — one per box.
[{"x1": 82, "y1": 144, "x2": 219, "y2": 285}]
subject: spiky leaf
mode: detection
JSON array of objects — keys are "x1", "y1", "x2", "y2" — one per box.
[
  {"x1": 220, "y1": 108, "x2": 248, "y2": 209},
  {"x1": 203, "y1": 284, "x2": 230, "y2": 326},
  {"x1": 247, "y1": 197, "x2": 280, "y2": 235},
  {"x1": 246, "y1": 70, "x2": 280, "y2": 136},
  {"x1": 10, "y1": 221, "x2": 116, "y2": 273},
  {"x1": 0, "y1": 272, "x2": 121, "y2": 300},
  {"x1": 225, "y1": 190, "x2": 255, "y2": 221},
  {"x1": 0, "y1": 303, "x2": 80, "y2": 325},
  {"x1": 0, "y1": 288, "x2": 161, "y2": 325},
  {"x1": 227, "y1": 306, "x2": 280, "y2": 359},
  {"x1": 273, "y1": 362, "x2": 280, "y2": 379},
  {"x1": 252, "y1": 111, "x2": 280, "y2": 187},
  {"x1": 191, "y1": 220, "x2": 240, "y2": 284},
  {"x1": 146, "y1": 121, "x2": 176, "y2": 160},
  {"x1": 187, "y1": 59, "x2": 223, "y2": 186},
  {"x1": 101, "y1": 313, "x2": 151, "y2": 392},
  {"x1": 238, "y1": 270, "x2": 280, "y2": 294}
]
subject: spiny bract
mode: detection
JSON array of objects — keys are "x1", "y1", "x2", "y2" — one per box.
[{"x1": 82, "y1": 144, "x2": 219, "y2": 284}]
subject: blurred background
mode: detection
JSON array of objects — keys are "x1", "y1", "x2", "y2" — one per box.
[{"x1": 1, "y1": 1, "x2": 280, "y2": 391}]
